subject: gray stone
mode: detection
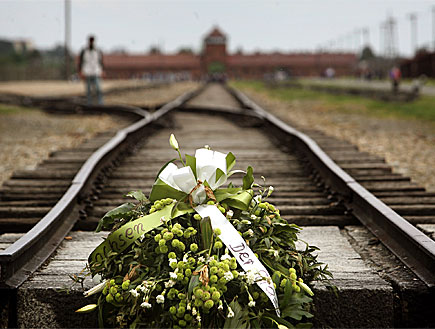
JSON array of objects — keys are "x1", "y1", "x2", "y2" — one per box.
[
  {"x1": 15, "y1": 228, "x2": 396, "y2": 328},
  {"x1": 345, "y1": 225, "x2": 435, "y2": 328},
  {"x1": 297, "y1": 226, "x2": 394, "y2": 328},
  {"x1": 417, "y1": 223, "x2": 435, "y2": 240}
]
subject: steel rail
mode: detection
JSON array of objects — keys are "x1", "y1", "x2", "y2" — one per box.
[
  {"x1": 226, "y1": 86, "x2": 435, "y2": 288},
  {"x1": 2, "y1": 82, "x2": 434, "y2": 292},
  {"x1": 0, "y1": 89, "x2": 199, "y2": 289}
]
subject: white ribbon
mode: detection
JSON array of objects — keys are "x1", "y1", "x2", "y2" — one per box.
[
  {"x1": 158, "y1": 148, "x2": 280, "y2": 316},
  {"x1": 195, "y1": 205, "x2": 280, "y2": 316},
  {"x1": 159, "y1": 148, "x2": 230, "y2": 204}
]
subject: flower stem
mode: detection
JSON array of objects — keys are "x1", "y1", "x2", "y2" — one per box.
[{"x1": 177, "y1": 149, "x2": 186, "y2": 166}]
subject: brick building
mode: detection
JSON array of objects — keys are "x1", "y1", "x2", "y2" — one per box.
[
  {"x1": 102, "y1": 27, "x2": 357, "y2": 80},
  {"x1": 400, "y1": 51, "x2": 435, "y2": 78}
]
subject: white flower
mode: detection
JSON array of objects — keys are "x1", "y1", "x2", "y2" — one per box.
[
  {"x1": 221, "y1": 254, "x2": 231, "y2": 261},
  {"x1": 227, "y1": 307, "x2": 235, "y2": 318},
  {"x1": 156, "y1": 294, "x2": 165, "y2": 304},
  {"x1": 246, "y1": 270, "x2": 256, "y2": 285},
  {"x1": 218, "y1": 302, "x2": 223, "y2": 310},
  {"x1": 197, "y1": 314, "x2": 201, "y2": 322},
  {"x1": 130, "y1": 289, "x2": 139, "y2": 298},
  {"x1": 226, "y1": 210, "x2": 234, "y2": 218},
  {"x1": 169, "y1": 134, "x2": 179, "y2": 150},
  {"x1": 187, "y1": 303, "x2": 191, "y2": 311},
  {"x1": 160, "y1": 216, "x2": 167, "y2": 223},
  {"x1": 141, "y1": 301, "x2": 152, "y2": 309},
  {"x1": 250, "y1": 214, "x2": 257, "y2": 220},
  {"x1": 224, "y1": 271, "x2": 234, "y2": 281},
  {"x1": 140, "y1": 285, "x2": 148, "y2": 293},
  {"x1": 241, "y1": 219, "x2": 251, "y2": 225},
  {"x1": 169, "y1": 258, "x2": 177, "y2": 265},
  {"x1": 238, "y1": 271, "x2": 246, "y2": 278},
  {"x1": 165, "y1": 280, "x2": 175, "y2": 288},
  {"x1": 83, "y1": 279, "x2": 107, "y2": 297},
  {"x1": 267, "y1": 186, "x2": 274, "y2": 197},
  {"x1": 254, "y1": 195, "x2": 262, "y2": 203},
  {"x1": 170, "y1": 272, "x2": 177, "y2": 280},
  {"x1": 269, "y1": 248, "x2": 279, "y2": 258},
  {"x1": 248, "y1": 300, "x2": 256, "y2": 307},
  {"x1": 192, "y1": 307, "x2": 197, "y2": 316},
  {"x1": 246, "y1": 229, "x2": 254, "y2": 237},
  {"x1": 198, "y1": 256, "x2": 205, "y2": 263}
]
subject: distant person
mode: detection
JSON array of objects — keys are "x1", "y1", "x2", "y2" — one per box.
[
  {"x1": 389, "y1": 66, "x2": 401, "y2": 93},
  {"x1": 78, "y1": 35, "x2": 104, "y2": 105},
  {"x1": 325, "y1": 67, "x2": 335, "y2": 79}
]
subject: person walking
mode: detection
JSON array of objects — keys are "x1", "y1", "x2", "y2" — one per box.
[
  {"x1": 78, "y1": 35, "x2": 104, "y2": 105},
  {"x1": 389, "y1": 66, "x2": 401, "y2": 94}
]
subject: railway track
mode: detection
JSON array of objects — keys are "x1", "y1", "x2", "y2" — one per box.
[{"x1": 0, "y1": 83, "x2": 434, "y2": 327}]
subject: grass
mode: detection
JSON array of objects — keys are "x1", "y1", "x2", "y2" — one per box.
[
  {"x1": 230, "y1": 80, "x2": 435, "y2": 122},
  {"x1": 0, "y1": 103, "x2": 33, "y2": 115}
]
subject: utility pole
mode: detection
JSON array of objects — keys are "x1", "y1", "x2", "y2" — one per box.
[
  {"x1": 346, "y1": 33, "x2": 353, "y2": 53},
  {"x1": 362, "y1": 28, "x2": 370, "y2": 47},
  {"x1": 64, "y1": 0, "x2": 71, "y2": 80},
  {"x1": 432, "y1": 6, "x2": 435, "y2": 51},
  {"x1": 384, "y1": 16, "x2": 398, "y2": 59},
  {"x1": 380, "y1": 22, "x2": 385, "y2": 57},
  {"x1": 408, "y1": 13, "x2": 417, "y2": 56},
  {"x1": 354, "y1": 28, "x2": 361, "y2": 53}
]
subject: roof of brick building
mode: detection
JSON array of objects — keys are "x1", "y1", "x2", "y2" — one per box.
[
  {"x1": 228, "y1": 53, "x2": 357, "y2": 67},
  {"x1": 104, "y1": 54, "x2": 200, "y2": 69}
]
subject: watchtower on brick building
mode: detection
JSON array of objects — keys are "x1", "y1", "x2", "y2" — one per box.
[{"x1": 201, "y1": 27, "x2": 227, "y2": 76}]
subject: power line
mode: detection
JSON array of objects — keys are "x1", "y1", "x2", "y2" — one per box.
[
  {"x1": 64, "y1": 0, "x2": 71, "y2": 80},
  {"x1": 408, "y1": 13, "x2": 418, "y2": 55}
]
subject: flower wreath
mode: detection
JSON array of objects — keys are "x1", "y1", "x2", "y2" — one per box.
[{"x1": 77, "y1": 134, "x2": 331, "y2": 329}]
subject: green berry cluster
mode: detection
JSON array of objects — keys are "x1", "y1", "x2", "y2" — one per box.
[
  {"x1": 257, "y1": 201, "x2": 279, "y2": 216},
  {"x1": 103, "y1": 278, "x2": 128, "y2": 304},
  {"x1": 153, "y1": 222, "x2": 197, "y2": 255},
  {"x1": 149, "y1": 198, "x2": 174, "y2": 214}
]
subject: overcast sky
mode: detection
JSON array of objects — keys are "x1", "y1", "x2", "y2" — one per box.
[{"x1": 1, "y1": 0, "x2": 434, "y2": 57}]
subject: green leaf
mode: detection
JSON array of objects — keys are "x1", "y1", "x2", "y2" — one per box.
[
  {"x1": 223, "y1": 300, "x2": 250, "y2": 329},
  {"x1": 226, "y1": 152, "x2": 236, "y2": 172},
  {"x1": 272, "y1": 271, "x2": 281, "y2": 287},
  {"x1": 171, "y1": 201, "x2": 194, "y2": 218},
  {"x1": 149, "y1": 178, "x2": 187, "y2": 202},
  {"x1": 187, "y1": 265, "x2": 202, "y2": 298},
  {"x1": 185, "y1": 154, "x2": 197, "y2": 179},
  {"x1": 215, "y1": 168, "x2": 225, "y2": 183},
  {"x1": 281, "y1": 306, "x2": 313, "y2": 321},
  {"x1": 263, "y1": 315, "x2": 295, "y2": 329},
  {"x1": 96, "y1": 202, "x2": 135, "y2": 232},
  {"x1": 243, "y1": 166, "x2": 254, "y2": 190},
  {"x1": 215, "y1": 187, "x2": 242, "y2": 202},
  {"x1": 125, "y1": 190, "x2": 147, "y2": 202},
  {"x1": 223, "y1": 190, "x2": 254, "y2": 211},
  {"x1": 200, "y1": 216, "x2": 213, "y2": 250}
]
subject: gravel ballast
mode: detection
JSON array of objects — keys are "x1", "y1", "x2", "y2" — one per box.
[
  {"x1": 0, "y1": 106, "x2": 127, "y2": 186},
  {"x1": 0, "y1": 82, "x2": 199, "y2": 186}
]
